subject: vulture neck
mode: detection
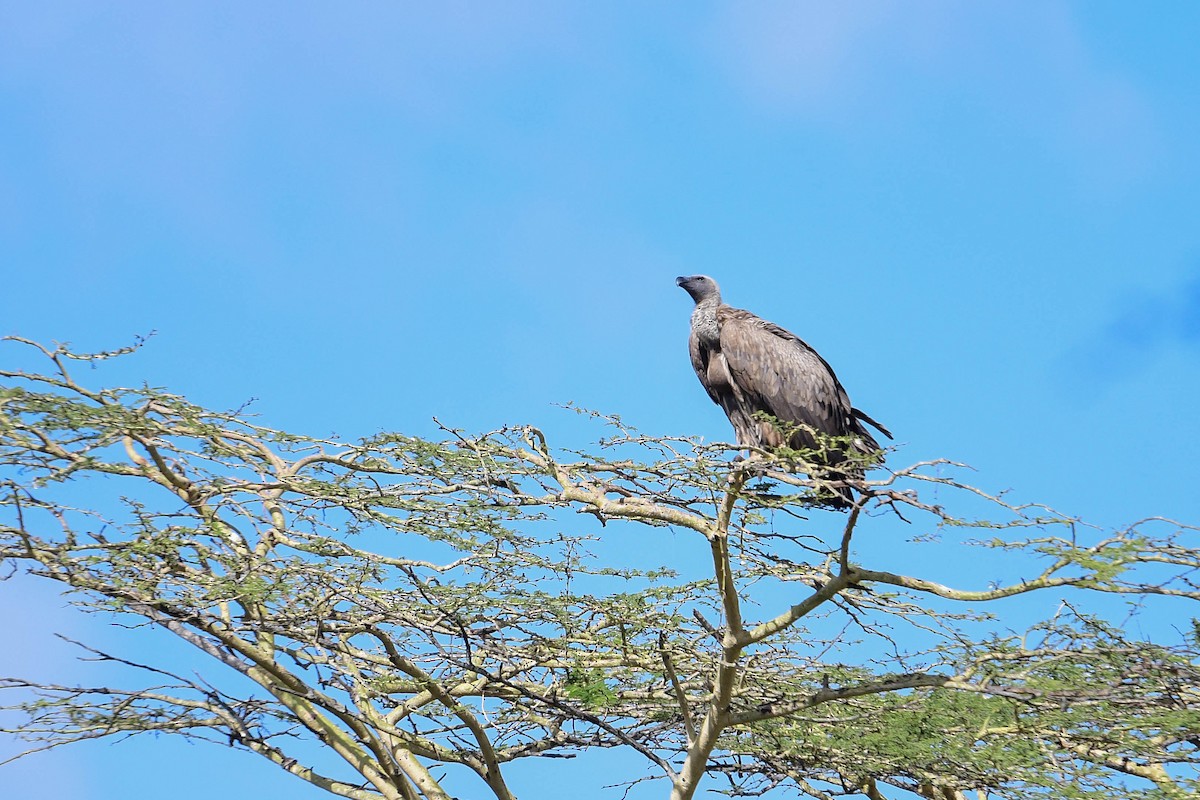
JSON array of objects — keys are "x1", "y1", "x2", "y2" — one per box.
[{"x1": 690, "y1": 296, "x2": 722, "y2": 346}]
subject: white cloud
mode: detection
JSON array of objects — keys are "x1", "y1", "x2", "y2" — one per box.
[
  {"x1": 706, "y1": 1, "x2": 905, "y2": 115},
  {"x1": 706, "y1": 1, "x2": 1164, "y2": 189}
]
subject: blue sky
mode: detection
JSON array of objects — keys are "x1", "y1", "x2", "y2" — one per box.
[{"x1": 3, "y1": 3, "x2": 1200, "y2": 798}]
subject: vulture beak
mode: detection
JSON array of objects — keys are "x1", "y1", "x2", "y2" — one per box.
[{"x1": 675, "y1": 276, "x2": 688, "y2": 287}]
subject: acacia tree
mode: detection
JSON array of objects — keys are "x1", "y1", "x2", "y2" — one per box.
[{"x1": 1, "y1": 337, "x2": 1198, "y2": 800}]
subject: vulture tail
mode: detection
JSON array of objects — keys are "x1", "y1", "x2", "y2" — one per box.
[
  {"x1": 852, "y1": 408, "x2": 893, "y2": 440},
  {"x1": 816, "y1": 467, "x2": 857, "y2": 510}
]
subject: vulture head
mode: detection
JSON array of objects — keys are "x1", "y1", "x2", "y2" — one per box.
[{"x1": 676, "y1": 275, "x2": 720, "y2": 305}]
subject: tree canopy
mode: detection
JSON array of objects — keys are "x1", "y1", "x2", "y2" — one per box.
[{"x1": 2, "y1": 337, "x2": 1198, "y2": 800}]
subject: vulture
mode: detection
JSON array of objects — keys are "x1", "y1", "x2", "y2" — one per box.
[{"x1": 676, "y1": 274, "x2": 891, "y2": 506}]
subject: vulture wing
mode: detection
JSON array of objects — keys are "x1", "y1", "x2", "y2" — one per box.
[{"x1": 718, "y1": 307, "x2": 868, "y2": 451}]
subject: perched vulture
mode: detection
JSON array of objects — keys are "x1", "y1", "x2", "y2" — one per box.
[{"x1": 676, "y1": 275, "x2": 891, "y2": 506}]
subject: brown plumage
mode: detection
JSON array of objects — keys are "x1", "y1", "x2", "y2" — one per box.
[{"x1": 676, "y1": 274, "x2": 891, "y2": 506}]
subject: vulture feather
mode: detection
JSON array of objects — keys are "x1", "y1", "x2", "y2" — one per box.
[{"x1": 676, "y1": 274, "x2": 891, "y2": 506}]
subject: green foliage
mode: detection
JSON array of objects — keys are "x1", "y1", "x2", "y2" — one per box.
[{"x1": 564, "y1": 668, "x2": 619, "y2": 709}]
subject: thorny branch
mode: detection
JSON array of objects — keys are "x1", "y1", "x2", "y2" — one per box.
[{"x1": 1, "y1": 338, "x2": 1198, "y2": 800}]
